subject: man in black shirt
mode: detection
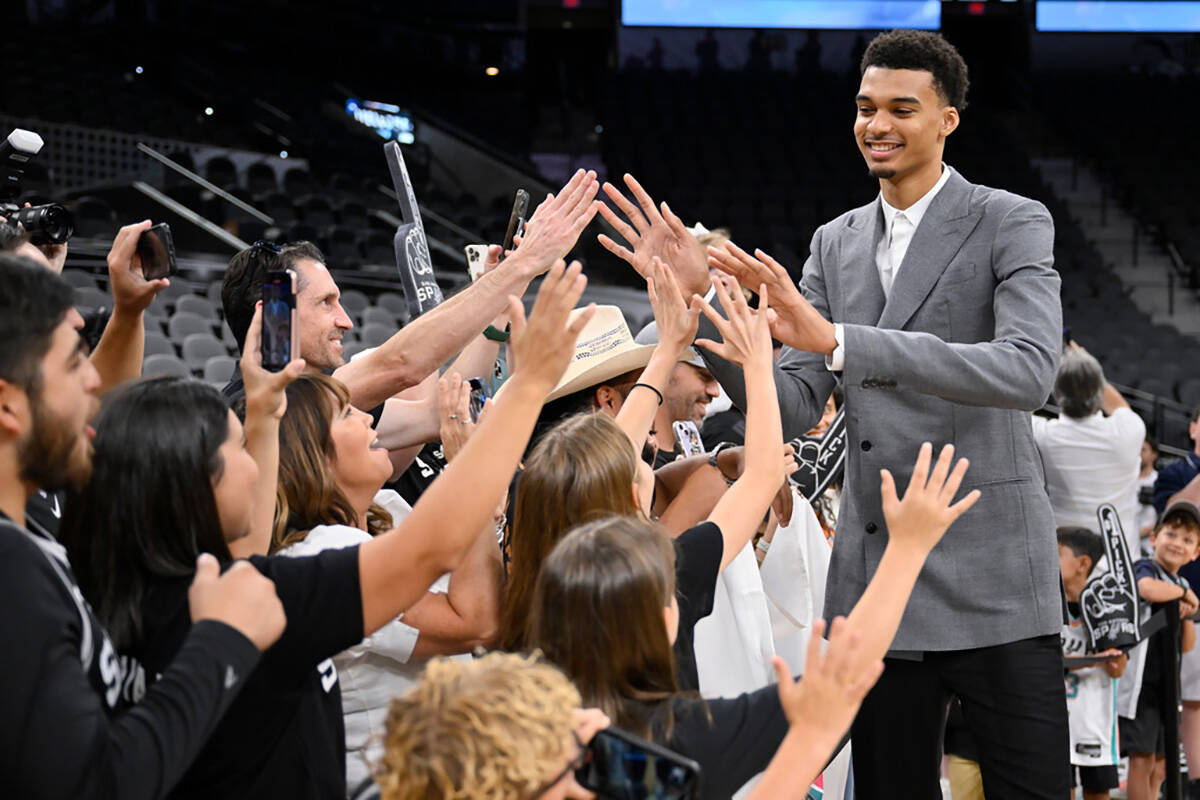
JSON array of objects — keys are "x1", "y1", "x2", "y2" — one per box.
[{"x1": 0, "y1": 254, "x2": 286, "y2": 798}]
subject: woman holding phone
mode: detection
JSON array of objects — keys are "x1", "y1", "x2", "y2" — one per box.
[{"x1": 61, "y1": 261, "x2": 594, "y2": 799}]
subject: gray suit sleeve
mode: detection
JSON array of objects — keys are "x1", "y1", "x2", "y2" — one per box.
[
  {"x1": 841, "y1": 199, "x2": 1061, "y2": 410},
  {"x1": 697, "y1": 227, "x2": 837, "y2": 441}
]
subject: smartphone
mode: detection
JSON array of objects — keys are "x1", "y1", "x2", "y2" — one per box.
[
  {"x1": 464, "y1": 244, "x2": 489, "y2": 282},
  {"x1": 673, "y1": 420, "x2": 706, "y2": 458},
  {"x1": 261, "y1": 269, "x2": 298, "y2": 371},
  {"x1": 467, "y1": 377, "x2": 490, "y2": 423},
  {"x1": 137, "y1": 222, "x2": 176, "y2": 281},
  {"x1": 500, "y1": 189, "x2": 529, "y2": 257},
  {"x1": 576, "y1": 726, "x2": 701, "y2": 800}
]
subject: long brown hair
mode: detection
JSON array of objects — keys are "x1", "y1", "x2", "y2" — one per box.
[
  {"x1": 272, "y1": 372, "x2": 392, "y2": 552},
  {"x1": 528, "y1": 516, "x2": 679, "y2": 738},
  {"x1": 498, "y1": 412, "x2": 640, "y2": 650}
]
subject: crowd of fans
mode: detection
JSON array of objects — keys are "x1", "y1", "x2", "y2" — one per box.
[{"x1": 4, "y1": 26, "x2": 1200, "y2": 800}]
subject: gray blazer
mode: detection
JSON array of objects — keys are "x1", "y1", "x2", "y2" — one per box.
[{"x1": 700, "y1": 168, "x2": 1064, "y2": 650}]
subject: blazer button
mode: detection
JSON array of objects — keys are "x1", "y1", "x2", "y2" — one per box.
[
  {"x1": 861, "y1": 440, "x2": 872, "y2": 451},
  {"x1": 861, "y1": 379, "x2": 872, "y2": 388},
  {"x1": 866, "y1": 522, "x2": 878, "y2": 534}
]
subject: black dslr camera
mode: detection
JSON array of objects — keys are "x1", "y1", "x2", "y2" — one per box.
[{"x1": 0, "y1": 129, "x2": 74, "y2": 245}]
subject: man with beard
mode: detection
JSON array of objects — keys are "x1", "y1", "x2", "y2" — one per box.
[{"x1": 0, "y1": 254, "x2": 287, "y2": 798}]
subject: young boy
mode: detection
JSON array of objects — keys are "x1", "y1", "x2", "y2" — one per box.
[
  {"x1": 1059, "y1": 527, "x2": 1129, "y2": 800},
  {"x1": 1120, "y1": 500, "x2": 1200, "y2": 800}
]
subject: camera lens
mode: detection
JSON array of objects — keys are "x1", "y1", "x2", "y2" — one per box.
[{"x1": 14, "y1": 203, "x2": 74, "y2": 245}]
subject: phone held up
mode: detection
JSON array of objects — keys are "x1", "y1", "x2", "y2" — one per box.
[
  {"x1": 576, "y1": 726, "x2": 701, "y2": 800},
  {"x1": 672, "y1": 420, "x2": 706, "y2": 459},
  {"x1": 467, "y1": 377, "x2": 490, "y2": 423},
  {"x1": 501, "y1": 188, "x2": 529, "y2": 257},
  {"x1": 261, "y1": 269, "x2": 298, "y2": 372},
  {"x1": 136, "y1": 222, "x2": 177, "y2": 281}
]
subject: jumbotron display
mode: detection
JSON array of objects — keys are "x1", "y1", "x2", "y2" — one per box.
[
  {"x1": 1037, "y1": 1, "x2": 1200, "y2": 32},
  {"x1": 621, "y1": 0, "x2": 940, "y2": 29}
]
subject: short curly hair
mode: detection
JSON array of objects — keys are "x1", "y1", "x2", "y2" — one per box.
[
  {"x1": 861, "y1": 29, "x2": 969, "y2": 111},
  {"x1": 374, "y1": 652, "x2": 580, "y2": 800}
]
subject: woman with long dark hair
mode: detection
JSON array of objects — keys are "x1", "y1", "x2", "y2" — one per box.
[{"x1": 61, "y1": 264, "x2": 593, "y2": 799}]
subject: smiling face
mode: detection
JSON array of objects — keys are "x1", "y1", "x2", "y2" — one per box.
[
  {"x1": 16, "y1": 309, "x2": 101, "y2": 491},
  {"x1": 854, "y1": 66, "x2": 958, "y2": 187},
  {"x1": 1151, "y1": 515, "x2": 1200, "y2": 573},
  {"x1": 294, "y1": 259, "x2": 353, "y2": 370},
  {"x1": 664, "y1": 363, "x2": 719, "y2": 426},
  {"x1": 329, "y1": 398, "x2": 392, "y2": 499}
]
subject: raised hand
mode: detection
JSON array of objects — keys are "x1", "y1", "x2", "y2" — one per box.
[
  {"x1": 706, "y1": 241, "x2": 837, "y2": 356},
  {"x1": 645, "y1": 256, "x2": 699, "y2": 359},
  {"x1": 506, "y1": 259, "x2": 595, "y2": 396},
  {"x1": 241, "y1": 303, "x2": 305, "y2": 420},
  {"x1": 509, "y1": 170, "x2": 600, "y2": 276},
  {"x1": 596, "y1": 173, "x2": 710, "y2": 298},
  {"x1": 107, "y1": 220, "x2": 169, "y2": 315},
  {"x1": 774, "y1": 617, "x2": 884, "y2": 736},
  {"x1": 880, "y1": 443, "x2": 980, "y2": 556},
  {"x1": 438, "y1": 372, "x2": 489, "y2": 463},
  {"x1": 692, "y1": 273, "x2": 773, "y2": 370},
  {"x1": 188, "y1": 553, "x2": 286, "y2": 651}
]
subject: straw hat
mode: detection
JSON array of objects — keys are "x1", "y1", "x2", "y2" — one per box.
[{"x1": 547, "y1": 305, "x2": 694, "y2": 402}]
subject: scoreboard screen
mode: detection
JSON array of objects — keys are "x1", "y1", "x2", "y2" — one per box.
[
  {"x1": 1037, "y1": 1, "x2": 1200, "y2": 32},
  {"x1": 621, "y1": 1, "x2": 941, "y2": 30}
]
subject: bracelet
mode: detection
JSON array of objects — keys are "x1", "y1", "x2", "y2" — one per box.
[
  {"x1": 483, "y1": 324, "x2": 510, "y2": 342},
  {"x1": 756, "y1": 538, "x2": 771, "y2": 553},
  {"x1": 630, "y1": 382, "x2": 664, "y2": 406}
]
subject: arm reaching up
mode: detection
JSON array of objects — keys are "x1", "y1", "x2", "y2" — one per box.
[
  {"x1": 230, "y1": 304, "x2": 305, "y2": 559},
  {"x1": 357, "y1": 260, "x2": 596, "y2": 635},
  {"x1": 692, "y1": 274, "x2": 794, "y2": 570},
  {"x1": 614, "y1": 257, "x2": 699, "y2": 450}
]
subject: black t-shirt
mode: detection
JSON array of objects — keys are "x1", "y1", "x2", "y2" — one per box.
[
  {"x1": 387, "y1": 441, "x2": 447, "y2": 506},
  {"x1": 662, "y1": 688, "x2": 788, "y2": 800},
  {"x1": 0, "y1": 516, "x2": 260, "y2": 799},
  {"x1": 1135, "y1": 557, "x2": 1191, "y2": 700},
  {"x1": 25, "y1": 489, "x2": 64, "y2": 540},
  {"x1": 673, "y1": 522, "x2": 724, "y2": 692},
  {"x1": 128, "y1": 546, "x2": 365, "y2": 799}
]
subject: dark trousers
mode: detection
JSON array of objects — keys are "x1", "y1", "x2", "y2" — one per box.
[{"x1": 850, "y1": 634, "x2": 1069, "y2": 800}]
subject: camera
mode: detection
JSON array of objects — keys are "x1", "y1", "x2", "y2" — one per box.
[{"x1": 0, "y1": 129, "x2": 74, "y2": 245}]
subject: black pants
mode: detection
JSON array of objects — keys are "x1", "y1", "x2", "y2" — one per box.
[{"x1": 850, "y1": 634, "x2": 1069, "y2": 800}]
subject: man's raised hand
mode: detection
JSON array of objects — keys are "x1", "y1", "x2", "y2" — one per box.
[
  {"x1": 595, "y1": 173, "x2": 710, "y2": 298},
  {"x1": 107, "y1": 220, "x2": 168, "y2": 316},
  {"x1": 508, "y1": 169, "x2": 599, "y2": 276},
  {"x1": 706, "y1": 241, "x2": 837, "y2": 356}
]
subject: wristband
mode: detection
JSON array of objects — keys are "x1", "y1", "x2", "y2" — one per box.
[
  {"x1": 756, "y1": 538, "x2": 771, "y2": 554},
  {"x1": 707, "y1": 442, "x2": 736, "y2": 487},
  {"x1": 483, "y1": 324, "x2": 510, "y2": 342},
  {"x1": 630, "y1": 383, "x2": 664, "y2": 406}
]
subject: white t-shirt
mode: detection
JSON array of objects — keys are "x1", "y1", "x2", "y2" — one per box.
[
  {"x1": 1032, "y1": 408, "x2": 1146, "y2": 556},
  {"x1": 278, "y1": 490, "x2": 463, "y2": 794}
]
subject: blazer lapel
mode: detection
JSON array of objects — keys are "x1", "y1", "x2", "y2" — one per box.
[
  {"x1": 839, "y1": 203, "x2": 887, "y2": 326},
  {"x1": 877, "y1": 171, "x2": 982, "y2": 331}
]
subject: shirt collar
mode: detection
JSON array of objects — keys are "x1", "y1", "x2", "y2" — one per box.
[{"x1": 880, "y1": 163, "x2": 953, "y2": 231}]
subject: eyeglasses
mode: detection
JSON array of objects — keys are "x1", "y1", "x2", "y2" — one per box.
[{"x1": 532, "y1": 732, "x2": 586, "y2": 798}]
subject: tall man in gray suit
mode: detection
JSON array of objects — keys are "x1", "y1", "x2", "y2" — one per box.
[{"x1": 597, "y1": 29, "x2": 1066, "y2": 800}]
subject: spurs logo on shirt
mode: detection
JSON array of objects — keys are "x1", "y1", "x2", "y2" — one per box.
[{"x1": 317, "y1": 658, "x2": 338, "y2": 693}]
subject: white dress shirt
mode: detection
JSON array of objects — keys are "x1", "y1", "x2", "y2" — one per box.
[{"x1": 827, "y1": 164, "x2": 954, "y2": 371}]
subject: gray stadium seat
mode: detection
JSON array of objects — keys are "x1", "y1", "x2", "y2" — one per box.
[
  {"x1": 357, "y1": 323, "x2": 393, "y2": 347},
  {"x1": 144, "y1": 330, "x2": 174, "y2": 357},
  {"x1": 175, "y1": 294, "x2": 219, "y2": 319},
  {"x1": 168, "y1": 311, "x2": 214, "y2": 343},
  {"x1": 62, "y1": 269, "x2": 101, "y2": 290},
  {"x1": 142, "y1": 353, "x2": 191, "y2": 378},
  {"x1": 375, "y1": 291, "x2": 407, "y2": 316},
  {"x1": 157, "y1": 281, "x2": 194, "y2": 307},
  {"x1": 181, "y1": 333, "x2": 228, "y2": 372},
  {"x1": 203, "y1": 355, "x2": 238, "y2": 384},
  {"x1": 360, "y1": 306, "x2": 398, "y2": 328},
  {"x1": 74, "y1": 286, "x2": 108, "y2": 311},
  {"x1": 339, "y1": 289, "x2": 369, "y2": 315}
]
